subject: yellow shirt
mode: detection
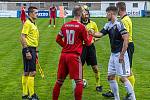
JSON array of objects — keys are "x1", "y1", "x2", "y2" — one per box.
[
  {"x1": 21, "y1": 19, "x2": 39, "y2": 47},
  {"x1": 86, "y1": 20, "x2": 99, "y2": 43},
  {"x1": 121, "y1": 15, "x2": 133, "y2": 42}
]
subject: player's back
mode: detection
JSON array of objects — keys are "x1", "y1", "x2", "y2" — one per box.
[
  {"x1": 50, "y1": 7, "x2": 56, "y2": 13},
  {"x1": 121, "y1": 15, "x2": 133, "y2": 42},
  {"x1": 60, "y1": 20, "x2": 90, "y2": 55}
]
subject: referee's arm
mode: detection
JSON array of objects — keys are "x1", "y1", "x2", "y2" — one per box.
[
  {"x1": 20, "y1": 34, "x2": 32, "y2": 60},
  {"x1": 20, "y1": 34, "x2": 28, "y2": 48}
]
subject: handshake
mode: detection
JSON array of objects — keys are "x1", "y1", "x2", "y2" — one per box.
[
  {"x1": 88, "y1": 29, "x2": 95, "y2": 36},
  {"x1": 88, "y1": 29, "x2": 102, "y2": 38}
]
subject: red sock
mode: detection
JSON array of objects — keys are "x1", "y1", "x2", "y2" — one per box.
[
  {"x1": 50, "y1": 18, "x2": 52, "y2": 25},
  {"x1": 52, "y1": 81, "x2": 63, "y2": 100},
  {"x1": 74, "y1": 80, "x2": 83, "y2": 100}
]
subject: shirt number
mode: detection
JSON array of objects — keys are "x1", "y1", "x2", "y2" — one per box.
[{"x1": 66, "y1": 30, "x2": 75, "y2": 44}]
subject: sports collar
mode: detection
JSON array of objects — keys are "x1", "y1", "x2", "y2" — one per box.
[
  {"x1": 81, "y1": 18, "x2": 90, "y2": 25},
  {"x1": 121, "y1": 14, "x2": 127, "y2": 19},
  {"x1": 28, "y1": 18, "x2": 35, "y2": 25}
]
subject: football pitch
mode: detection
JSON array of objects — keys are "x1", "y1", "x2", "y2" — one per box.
[{"x1": 0, "y1": 17, "x2": 150, "y2": 100}]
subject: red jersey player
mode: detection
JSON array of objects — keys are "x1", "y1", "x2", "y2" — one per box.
[
  {"x1": 20, "y1": 4, "x2": 26, "y2": 24},
  {"x1": 52, "y1": 6, "x2": 92, "y2": 100},
  {"x1": 49, "y1": 4, "x2": 57, "y2": 28}
]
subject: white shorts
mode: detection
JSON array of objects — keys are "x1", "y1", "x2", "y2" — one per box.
[{"x1": 108, "y1": 51, "x2": 130, "y2": 77}]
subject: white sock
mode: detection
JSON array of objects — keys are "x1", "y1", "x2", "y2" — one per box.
[
  {"x1": 124, "y1": 80, "x2": 136, "y2": 100},
  {"x1": 109, "y1": 80, "x2": 120, "y2": 100}
]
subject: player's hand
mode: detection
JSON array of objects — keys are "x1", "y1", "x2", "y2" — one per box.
[
  {"x1": 119, "y1": 54, "x2": 124, "y2": 63},
  {"x1": 88, "y1": 29, "x2": 95, "y2": 36},
  {"x1": 26, "y1": 52, "x2": 32, "y2": 60}
]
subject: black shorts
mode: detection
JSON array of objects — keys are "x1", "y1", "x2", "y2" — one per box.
[
  {"x1": 22, "y1": 47, "x2": 36, "y2": 72},
  {"x1": 127, "y1": 42, "x2": 134, "y2": 68},
  {"x1": 81, "y1": 43, "x2": 97, "y2": 66}
]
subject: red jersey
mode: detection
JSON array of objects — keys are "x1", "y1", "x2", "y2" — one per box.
[
  {"x1": 56, "y1": 20, "x2": 92, "y2": 55},
  {"x1": 50, "y1": 6, "x2": 56, "y2": 15},
  {"x1": 21, "y1": 7, "x2": 26, "y2": 19}
]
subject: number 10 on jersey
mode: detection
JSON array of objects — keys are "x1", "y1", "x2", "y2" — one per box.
[{"x1": 66, "y1": 30, "x2": 75, "y2": 44}]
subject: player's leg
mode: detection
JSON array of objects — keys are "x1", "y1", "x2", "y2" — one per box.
[
  {"x1": 27, "y1": 47, "x2": 39, "y2": 100},
  {"x1": 22, "y1": 48, "x2": 29, "y2": 99},
  {"x1": 107, "y1": 53, "x2": 120, "y2": 100},
  {"x1": 52, "y1": 53, "x2": 68, "y2": 100},
  {"x1": 127, "y1": 42, "x2": 135, "y2": 88},
  {"x1": 53, "y1": 15, "x2": 56, "y2": 28},
  {"x1": 68, "y1": 54, "x2": 83, "y2": 100},
  {"x1": 103, "y1": 43, "x2": 135, "y2": 98},
  {"x1": 71, "y1": 46, "x2": 86, "y2": 90},
  {"x1": 49, "y1": 17, "x2": 52, "y2": 27},
  {"x1": 21, "y1": 19, "x2": 24, "y2": 24},
  {"x1": 115, "y1": 52, "x2": 136, "y2": 100},
  {"x1": 88, "y1": 44, "x2": 102, "y2": 92},
  {"x1": 81, "y1": 45, "x2": 87, "y2": 66}
]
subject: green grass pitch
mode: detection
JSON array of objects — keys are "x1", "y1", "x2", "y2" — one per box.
[{"x1": 0, "y1": 17, "x2": 150, "y2": 100}]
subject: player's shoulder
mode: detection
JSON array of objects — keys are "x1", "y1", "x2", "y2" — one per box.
[
  {"x1": 122, "y1": 15, "x2": 132, "y2": 22},
  {"x1": 62, "y1": 21, "x2": 85, "y2": 31},
  {"x1": 24, "y1": 19, "x2": 32, "y2": 26},
  {"x1": 116, "y1": 20, "x2": 124, "y2": 26},
  {"x1": 89, "y1": 20, "x2": 97, "y2": 25},
  {"x1": 65, "y1": 21, "x2": 84, "y2": 27},
  {"x1": 103, "y1": 21, "x2": 111, "y2": 29}
]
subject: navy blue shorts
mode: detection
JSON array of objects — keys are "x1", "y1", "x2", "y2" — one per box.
[
  {"x1": 81, "y1": 43, "x2": 97, "y2": 66},
  {"x1": 127, "y1": 42, "x2": 134, "y2": 68},
  {"x1": 22, "y1": 47, "x2": 36, "y2": 72}
]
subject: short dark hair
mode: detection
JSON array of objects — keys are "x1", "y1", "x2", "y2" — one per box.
[
  {"x1": 106, "y1": 6, "x2": 118, "y2": 15},
  {"x1": 28, "y1": 6, "x2": 38, "y2": 15},
  {"x1": 116, "y1": 2, "x2": 126, "y2": 11},
  {"x1": 72, "y1": 5, "x2": 83, "y2": 17}
]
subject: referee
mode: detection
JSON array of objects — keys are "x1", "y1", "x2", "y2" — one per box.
[
  {"x1": 81, "y1": 5, "x2": 103, "y2": 92},
  {"x1": 20, "y1": 6, "x2": 39, "y2": 100}
]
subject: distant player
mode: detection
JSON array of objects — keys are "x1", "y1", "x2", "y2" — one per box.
[
  {"x1": 49, "y1": 4, "x2": 57, "y2": 28},
  {"x1": 90, "y1": 6, "x2": 136, "y2": 100},
  {"x1": 52, "y1": 5, "x2": 91, "y2": 100},
  {"x1": 20, "y1": 4, "x2": 27, "y2": 24},
  {"x1": 21, "y1": 6, "x2": 39, "y2": 100},
  {"x1": 80, "y1": 5, "x2": 103, "y2": 92},
  {"x1": 102, "y1": 2, "x2": 136, "y2": 99}
]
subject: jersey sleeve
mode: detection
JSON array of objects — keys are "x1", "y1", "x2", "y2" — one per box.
[
  {"x1": 100, "y1": 23, "x2": 109, "y2": 35},
  {"x1": 122, "y1": 20, "x2": 129, "y2": 33},
  {"x1": 117, "y1": 21, "x2": 128, "y2": 35},
  {"x1": 21, "y1": 22, "x2": 30, "y2": 35},
  {"x1": 56, "y1": 26, "x2": 65, "y2": 47},
  {"x1": 93, "y1": 22, "x2": 99, "y2": 32}
]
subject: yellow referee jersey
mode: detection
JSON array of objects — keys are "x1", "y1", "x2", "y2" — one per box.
[
  {"x1": 86, "y1": 20, "x2": 99, "y2": 43},
  {"x1": 121, "y1": 15, "x2": 133, "y2": 42},
  {"x1": 21, "y1": 19, "x2": 39, "y2": 47}
]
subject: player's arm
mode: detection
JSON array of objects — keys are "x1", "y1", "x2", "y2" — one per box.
[
  {"x1": 93, "y1": 22, "x2": 101, "y2": 42},
  {"x1": 56, "y1": 31, "x2": 65, "y2": 47},
  {"x1": 122, "y1": 20, "x2": 129, "y2": 32},
  {"x1": 89, "y1": 23, "x2": 108, "y2": 38},
  {"x1": 20, "y1": 24, "x2": 32, "y2": 60},
  {"x1": 118, "y1": 22, "x2": 129, "y2": 63},
  {"x1": 119, "y1": 33, "x2": 129, "y2": 63},
  {"x1": 90, "y1": 31, "x2": 103, "y2": 38},
  {"x1": 20, "y1": 34, "x2": 28, "y2": 48}
]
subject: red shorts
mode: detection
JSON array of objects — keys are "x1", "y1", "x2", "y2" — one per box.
[
  {"x1": 50, "y1": 14, "x2": 56, "y2": 18},
  {"x1": 57, "y1": 53, "x2": 82, "y2": 80}
]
